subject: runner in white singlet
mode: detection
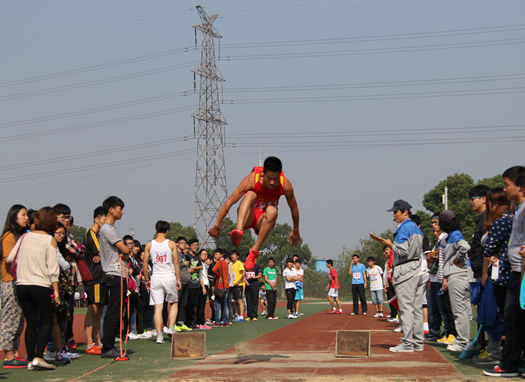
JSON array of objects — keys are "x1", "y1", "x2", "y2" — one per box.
[{"x1": 142, "y1": 221, "x2": 181, "y2": 343}]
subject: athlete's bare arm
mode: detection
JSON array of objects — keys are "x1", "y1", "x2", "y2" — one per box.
[
  {"x1": 142, "y1": 241, "x2": 152, "y2": 287},
  {"x1": 209, "y1": 173, "x2": 254, "y2": 237},
  {"x1": 169, "y1": 240, "x2": 182, "y2": 290},
  {"x1": 283, "y1": 178, "x2": 301, "y2": 246}
]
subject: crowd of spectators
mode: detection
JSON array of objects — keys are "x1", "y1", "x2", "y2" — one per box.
[{"x1": 0, "y1": 196, "x2": 306, "y2": 370}]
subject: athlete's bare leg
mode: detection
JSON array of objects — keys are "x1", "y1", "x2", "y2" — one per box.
[
  {"x1": 154, "y1": 304, "x2": 164, "y2": 333},
  {"x1": 253, "y1": 206, "x2": 278, "y2": 252},
  {"x1": 167, "y1": 302, "x2": 178, "y2": 328},
  {"x1": 237, "y1": 191, "x2": 256, "y2": 231}
]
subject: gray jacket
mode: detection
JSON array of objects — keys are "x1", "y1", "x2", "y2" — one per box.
[{"x1": 442, "y1": 230, "x2": 471, "y2": 277}]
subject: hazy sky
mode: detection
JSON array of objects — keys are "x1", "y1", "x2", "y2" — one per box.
[{"x1": 1, "y1": 0, "x2": 524, "y2": 259}]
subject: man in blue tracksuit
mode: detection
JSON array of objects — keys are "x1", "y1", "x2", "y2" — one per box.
[{"x1": 374, "y1": 200, "x2": 425, "y2": 352}]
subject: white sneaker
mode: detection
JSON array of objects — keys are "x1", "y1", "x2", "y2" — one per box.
[
  {"x1": 138, "y1": 332, "x2": 152, "y2": 339},
  {"x1": 44, "y1": 350, "x2": 56, "y2": 362},
  {"x1": 363, "y1": 312, "x2": 367, "y2": 315},
  {"x1": 378, "y1": 313, "x2": 384, "y2": 318},
  {"x1": 389, "y1": 343, "x2": 414, "y2": 352},
  {"x1": 446, "y1": 343, "x2": 464, "y2": 352},
  {"x1": 156, "y1": 332, "x2": 164, "y2": 344},
  {"x1": 373, "y1": 313, "x2": 380, "y2": 318},
  {"x1": 393, "y1": 326, "x2": 403, "y2": 333},
  {"x1": 128, "y1": 332, "x2": 139, "y2": 340},
  {"x1": 162, "y1": 326, "x2": 170, "y2": 334},
  {"x1": 287, "y1": 314, "x2": 295, "y2": 319}
]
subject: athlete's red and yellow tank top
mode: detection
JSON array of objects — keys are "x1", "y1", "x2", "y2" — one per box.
[{"x1": 251, "y1": 166, "x2": 285, "y2": 210}]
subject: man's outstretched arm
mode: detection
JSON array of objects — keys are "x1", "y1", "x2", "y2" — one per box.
[
  {"x1": 209, "y1": 173, "x2": 253, "y2": 237},
  {"x1": 284, "y1": 178, "x2": 300, "y2": 245}
]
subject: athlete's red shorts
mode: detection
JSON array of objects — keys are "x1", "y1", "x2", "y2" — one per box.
[{"x1": 247, "y1": 208, "x2": 265, "y2": 234}]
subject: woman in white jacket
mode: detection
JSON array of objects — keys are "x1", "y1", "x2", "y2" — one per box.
[{"x1": 7, "y1": 207, "x2": 60, "y2": 370}]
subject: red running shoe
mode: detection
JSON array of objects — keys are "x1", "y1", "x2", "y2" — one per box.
[
  {"x1": 329, "y1": 309, "x2": 337, "y2": 314},
  {"x1": 228, "y1": 229, "x2": 244, "y2": 247},
  {"x1": 245, "y1": 248, "x2": 260, "y2": 269},
  {"x1": 86, "y1": 345, "x2": 102, "y2": 355}
]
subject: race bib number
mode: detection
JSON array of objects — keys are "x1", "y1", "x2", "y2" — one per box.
[{"x1": 353, "y1": 272, "x2": 362, "y2": 280}]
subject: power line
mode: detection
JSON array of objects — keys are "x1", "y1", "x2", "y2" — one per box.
[
  {"x1": 0, "y1": 91, "x2": 192, "y2": 130},
  {"x1": 0, "y1": 48, "x2": 194, "y2": 88},
  {"x1": 226, "y1": 85, "x2": 525, "y2": 104},
  {"x1": 0, "y1": 9, "x2": 192, "y2": 48},
  {"x1": 0, "y1": 135, "x2": 193, "y2": 172},
  {"x1": 0, "y1": 106, "x2": 194, "y2": 143},
  {"x1": 229, "y1": 123, "x2": 525, "y2": 138},
  {"x1": 0, "y1": 149, "x2": 195, "y2": 184},
  {"x1": 0, "y1": 62, "x2": 196, "y2": 102},
  {"x1": 220, "y1": 23, "x2": 525, "y2": 49},
  {"x1": 224, "y1": 73, "x2": 525, "y2": 94},
  {"x1": 224, "y1": 37, "x2": 525, "y2": 61},
  {"x1": 221, "y1": 0, "x2": 434, "y2": 18}
]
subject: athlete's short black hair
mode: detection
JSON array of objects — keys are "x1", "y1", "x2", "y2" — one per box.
[
  {"x1": 103, "y1": 196, "x2": 124, "y2": 211},
  {"x1": 155, "y1": 220, "x2": 170, "y2": 234},
  {"x1": 517, "y1": 175, "x2": 525, "y2": 188},
  {"x1": 468, "y1": 185, "x2": 490, "y2": 198},
  {"x1": 93, "y1": 206, "x2": 107, "y2": 219},
  {"x1": 263, "y1": 156, "x2": 282, "y2": 173},
  {"x1": 53, "y1": 203, "x2": 71, "y2": 216},
  {"x1": 268, "y1": 257, "x2": 275, "y2": 262},
  {"x1": 286, "y1": 258, "x2": 294, "y2": 264},
  {"x1": 326, "y1": 259, "x2": 333, "y2": 266},
  {"x1": 122, "y1": 234, "x2": 134, "y2": 243},
  {"x1": 176, "y1": 236, "x2": 187, "y2": 243},
  {"x1": 367, "y1": 256, "x2": 375, "y2": 263},
  {"x1": 502, "y1": 166, "x2": 525, "y2": 184},
  {"x1": 188, "y1": 238, "x2": 199, "y2": 245}
]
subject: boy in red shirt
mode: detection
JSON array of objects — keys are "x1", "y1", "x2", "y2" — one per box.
[{"x1": 326, "y1": 260, "x2": 342, "y2": 314}]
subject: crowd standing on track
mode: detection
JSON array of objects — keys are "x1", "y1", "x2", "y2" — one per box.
[
  {"x1": 1, "y1": 162, "x2": 524, "y2": 380},
  {"x1": 0, "y1": 192, "x2": 307, "y2": 372},
  {"x1": 357, "y1": 165, "x2": 525, "y2": 378}
]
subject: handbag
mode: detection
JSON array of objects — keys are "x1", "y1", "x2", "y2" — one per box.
[
  {"x1": 8, "y1": 233, "x2": 27, "y2": 279},
  {"x1": 214, "y1": 261, "x2": 227, "y2": 298}
]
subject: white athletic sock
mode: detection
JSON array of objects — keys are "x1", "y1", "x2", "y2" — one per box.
[{"x1": 423, "y1": 322, "x2": 429, "y2": 331}]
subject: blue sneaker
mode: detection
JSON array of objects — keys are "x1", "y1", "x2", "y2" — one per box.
[
  {"x1": 54, "y1": 350, "x2": 71, "y2": 364},
  {"x1": 234, "y1": 317, "x2": 244, "y2": 322}
]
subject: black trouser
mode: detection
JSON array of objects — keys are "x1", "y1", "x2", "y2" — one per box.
[
  {"x1": 285, "y1": 288, "x2": 295, "y2": 313},
  {"x1": 266, "y1": 289, "x2": 277, "y2": 317},
  {"x1": 500, "y1": 272, "x2": 525, "y2": 372},
  {"x1": 185, "y1": 287, "x2": 200, "y2": 326},
  {"x1": 228, "y1": 287, "x2": 235, "y2": 317},
  {"x1": 207, "y1": 286, "x2": 215, "y2": 322},
  {"x1": 352, "y1": 284, "x2": 367, "y2": 314},
  {"x1": 176, "y1": 284, "x2": 189, "y2": 324},
  {"x1": 101, "y1": 276, "x2": 128, "y2": 353},
  {"x1": 133, "y1": 289, "x2": 145, "y2": 334},
  {"x1": 386, "y1": 281, "x2": 397, "y2": 317},
  {"x1": 140, "y1": 282, "x2": 154, "y2": 330},
  {"x1": 440, "y1": 289, "x2": 457, "y2": 337},
  {"x1": 245, "y1": 284, "x2": 259, "y2": 318},
  {"x1": 17, "y1": 285, "x2": 54, "y2": 361},
  {"x1": 492, "y1": 282, "x2": 507, "y2": 318},
  {"x1": 128, "y1": 292, "x2": 143, "y2": 334},
  {"x1": 66, "y1": 292, "x2": 75, "y2": 340},
  {"x1": 196, "y1": 286, "x2": 208, "y2": 325}
]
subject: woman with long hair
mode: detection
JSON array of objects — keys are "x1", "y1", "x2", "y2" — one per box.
[
  {"x1": 0, "y1": 204, "x2": 29, "y2": 368},
  {"x1": 7, "y1": 207, "x2": 60, "y2": 370},
  {"x1": 482, "y1": 187, "x2": 513, "y2": 306},
  {"x1": 476, "y1": 187, "x2": 513, "y2": 364}
]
